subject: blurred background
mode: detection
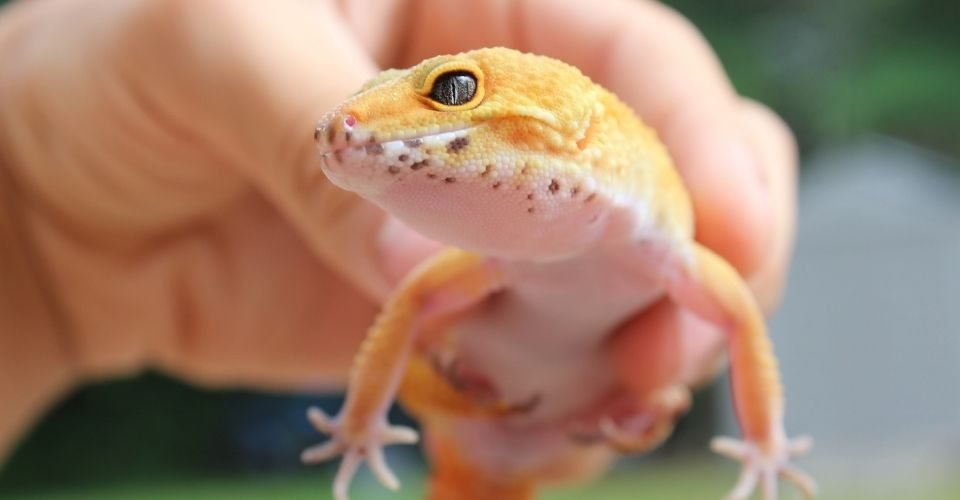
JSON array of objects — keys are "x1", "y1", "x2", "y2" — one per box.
[{"x1": 2, "y1": 0, "x2": 958, "y2": 499}]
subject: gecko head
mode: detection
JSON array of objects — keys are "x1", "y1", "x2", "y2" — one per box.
[{"x1": 315, "y1": 47, "x2": 624, "y2": 259}]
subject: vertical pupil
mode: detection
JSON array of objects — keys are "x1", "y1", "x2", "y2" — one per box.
[{"x1": 432, "y1": 72, "x2": 476, "y2": 105}]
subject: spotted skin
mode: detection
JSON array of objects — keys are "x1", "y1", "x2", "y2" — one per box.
[{"x1": 303, "y1": 48, "x2": 815, "y2": 500}]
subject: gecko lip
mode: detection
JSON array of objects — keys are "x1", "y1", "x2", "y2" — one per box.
[
  {"x1": 317, "y1": 125, "x2": 477, "y2": 196},
  {"x1": 316, "y1": 124, "x2": 476, "y2": 156}
]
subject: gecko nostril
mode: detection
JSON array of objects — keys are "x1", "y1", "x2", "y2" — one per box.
[{"x1": 344, "y1": 114, "x2": 357, "y2": 128}]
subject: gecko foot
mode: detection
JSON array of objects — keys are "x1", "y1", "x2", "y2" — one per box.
[
  {"x1": 301, "y1": 407, "x2": 419, "y2": 500},
  {"x1": 431, "y1": 354, "x2": 542, "y2": 415},
  {"x1": 711, "y1": 434, "x2": 816, "y2": 500},
  {"x1": 571, "y1": 386, "x2": 690, "y2": 454},
  {"x1": 431, "y1": 354, "x2": 500, "y2": 402}
]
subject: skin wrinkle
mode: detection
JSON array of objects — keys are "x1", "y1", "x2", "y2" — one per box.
[
  {"x1": 117, "y1": 61, "x2": 246, "y2": 201},
  {"x1": 0, "y1": 138, "x2": 77, "y2": 460},
  {"x1": 0, "y1": 146, "x2": 77, "y2": 369},
  {"x1": 168, "y1": 243, "x2": 202, "y2": 376},
  {"x1": 167, "y1": 225, "x2": 245, "y2": 385},
  {"x1": 15, "y1": 10, "x2": 240, "y2": 245}
]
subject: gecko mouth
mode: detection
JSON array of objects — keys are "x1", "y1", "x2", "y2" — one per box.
[
  {"x1": 314, "y1": 112, "x2": 476, "y2": 155},
  {"x1": 321, "y1": 127, "x2": 473, "y2": 157},
  {"x1": 316, "y1": 124, "x2": 478, "y2": 196}
]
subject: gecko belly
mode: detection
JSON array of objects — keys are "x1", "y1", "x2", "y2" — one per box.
[
  {"x1": 434, "y1": 246, "x2": 665, "y2": 478},
  {"x1": 454, "y1": 247, "x2": 666, "y2": 423}
]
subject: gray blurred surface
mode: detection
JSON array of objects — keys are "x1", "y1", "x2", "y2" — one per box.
[{"x1": 718, "y1": 138, "x2": 960, "y2": 495}]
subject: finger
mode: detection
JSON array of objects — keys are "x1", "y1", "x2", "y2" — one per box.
[
  {"x1": 117, "y1": 0, "x2": 406, "y2": 300},
  {"x1": 0, "y1": 0, "x2": 251, "y2": 237},
  {"x1": 393, "y1": 0, "x2": 783, "y2": 279},
  {"x1": 0, "y1": 0, "x2": 413, "y2": 300},
  {"x1": 608, "y1": 298, "x2": 726, "y2": 395},
  {"x1": 148, "y1": 195, "x2": 378, "y2": 389},
  {"x1": 0, "y1": 1, "x2": 397, "y2": 387},
  {"x1": 738, "y1": 99, "x2": 798, "y2": 310}
]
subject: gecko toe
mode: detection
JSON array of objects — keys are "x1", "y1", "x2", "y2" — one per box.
[
  {"x1": 307, "y1": 406, "x2": 336, "y2": 433},
  {"x1": 382, "y1": 424, "x2": 420, "y2": 445},
  {"x1": 301, "y1": 440, "x2": 345, "y2": 464},
  {"x1": 368, "y1": 446, "x2": 401, "y2": 491},
  {"x1": 333, "y1": 450, "x2": 362, "y2": 500},
  {"x1": 780, "y1": 463, "x2": 817, "y2": 499},
  {"x1": 711, "y1": 436, "x2": 749, "y2": 460}
]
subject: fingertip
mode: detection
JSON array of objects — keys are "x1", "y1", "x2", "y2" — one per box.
[
  {"x1": 662, "y1": 105, "x2": 773, "y2": 278},
  {"x1": 737, "y1": 99, "x2": 798, "y2": 310}
]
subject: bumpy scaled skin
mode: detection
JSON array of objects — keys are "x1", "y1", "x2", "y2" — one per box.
[{"x1": 302, "y1": 47, "x2": 815, "y2": 500}]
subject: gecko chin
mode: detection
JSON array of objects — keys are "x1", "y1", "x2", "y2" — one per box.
[
  {"x1": 368, "y1": 157, "x2": 624, "y2": 261},
  {"x1": 381, "y1": 180, "x2": 622, "y2": 261}
]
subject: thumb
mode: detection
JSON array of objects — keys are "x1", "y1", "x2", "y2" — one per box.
[{"x1": 130, "y1": 1, "x2": 439, "y2": 300}]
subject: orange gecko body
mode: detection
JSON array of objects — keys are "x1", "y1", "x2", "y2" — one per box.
[{"x1": 301, "y1": 47, "x2": 814, "y2": 500}]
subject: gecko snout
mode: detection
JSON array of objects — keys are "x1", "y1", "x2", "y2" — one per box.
[{"x1": 314, "y1": 112, "x2": 370, "y2": 153}]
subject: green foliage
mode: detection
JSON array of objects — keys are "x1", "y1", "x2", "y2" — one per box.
[
  {"x1": 0, "y1": 375, "x2": 236, "y2": 491},
  {"x1": 666, "y1": 0, "x2": 960, "y2": 157}
]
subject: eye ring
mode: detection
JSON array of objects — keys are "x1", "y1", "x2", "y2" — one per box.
[
  {"x1": 429, "y1": 71, "x2": 478, "y2": 107},
  {"x1": 415, "y1": 59, "x2": 485, "y2": 110}
]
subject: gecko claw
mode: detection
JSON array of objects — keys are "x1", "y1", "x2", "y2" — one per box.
[
  {"x1": 711, "y1": 434, "x2": 816, "y2": 500},
  {"x1": 301, "y1": 406, "x2": 419, "y2": 500}
]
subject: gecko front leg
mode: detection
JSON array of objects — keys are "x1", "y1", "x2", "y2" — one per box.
[
  {"x1": 662, "y1": 242, "x2": 816, "y2": 500},
  {"x1": 300, "y1": 248, "x2": 504, "y2": 500}
]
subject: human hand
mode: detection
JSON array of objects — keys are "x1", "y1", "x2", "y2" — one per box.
[{"x1": 0, "y1": 0, "x2": 795, "y2": 455}]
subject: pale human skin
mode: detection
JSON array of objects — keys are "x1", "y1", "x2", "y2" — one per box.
[{"x1": 0, "y1": 0, "x2": 796, "y2": 469}]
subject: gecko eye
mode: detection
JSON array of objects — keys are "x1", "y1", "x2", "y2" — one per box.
[{"x1": 429, "y1": 71, "x2": 477, "y2": 106}]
